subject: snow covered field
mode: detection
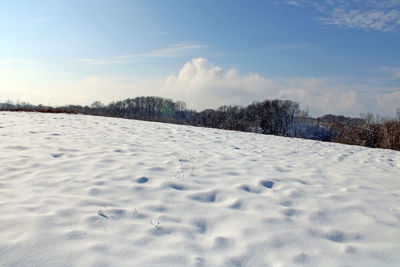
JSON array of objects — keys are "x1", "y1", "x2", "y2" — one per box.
[{"x1": 1, "y1": 112, "x2": 399, "y2": 266}]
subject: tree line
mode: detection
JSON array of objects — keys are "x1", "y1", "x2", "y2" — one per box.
[{"x1": 1, "y1": 96, "x2": 399, "y2": 150}]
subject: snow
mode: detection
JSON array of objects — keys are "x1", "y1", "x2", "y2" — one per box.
[{"x1": 1, "y1": 111, "x2": 400, "y2": 266}]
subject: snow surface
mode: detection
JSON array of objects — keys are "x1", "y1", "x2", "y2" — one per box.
[{"x1": 1, "y1": 112, "x2": 400, "y2": 266}]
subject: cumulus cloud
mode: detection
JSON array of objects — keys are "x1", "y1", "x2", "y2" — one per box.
[
  {"x1": 57, "y1": 58, "x2": 366, "y2": 115},
  {"x1": 159, "y1": 58, "x2": 400, "y2": 117},
  {"x1": 142, "y1": 58, "x2": 367, "y2": 116},
  {"x1": 160, "y1": 58, "x2": 277, "y2": 110}
]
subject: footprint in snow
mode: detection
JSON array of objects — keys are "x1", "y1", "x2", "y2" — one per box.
[
  {"x1": 136, "y1": 177, "x2": 149, "y2": 184},
  {"x1": 97, "y1": 209, "x2": 109, "y2": 219},
  {"x1": 169, "y1": 184, "x2": 185, "y2": 191},
  {"x1": 189, "y1": 191, "x2": 218, "y2": 203},
  {"x1": 229, "y1": 200, "x2": 244, "y2": 210},
  {"x1": 283, "y1": 208, "x2": 299, "y2": 217},
  {"x1": 325, "y1": 230, "x2": 346, "y2": 243},
  {"x1": 213, "y1": 236, "x2": 234, "y2": 250},
  {"x1": 238, "y1": 184, "x2": 260, "y2": 194},
  {"x1": 65, "y1": 230, "x2": 88, "y2": 240},
  {"x1": 260, "y1": 180, "x2": 274, "y2": 189},
  {"x1": 51, "y1": 153, "x2": 64, "y2": 158},
  {"x1": 192, "y1": 218, "x2": 208, "y2": 234}
]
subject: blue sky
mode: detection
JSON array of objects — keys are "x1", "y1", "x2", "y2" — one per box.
[{"x1": 1, "y1": 0, "x2": 399, "y2": 117}]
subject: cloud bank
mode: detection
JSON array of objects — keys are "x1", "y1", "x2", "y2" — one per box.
[
  {"x1": 1, "y1": 58, "x2": 399, "y2": 117},
  {"x1": 158, "y1": 58, "x2": 366, "y2": 116},
  {"x1": 75, "y1": 58, "x2": 398, "y2": 117}
]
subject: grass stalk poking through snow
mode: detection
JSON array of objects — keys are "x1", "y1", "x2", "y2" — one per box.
[{"x1": 173, "y1": 151, "x2": 202, "y2": 178}]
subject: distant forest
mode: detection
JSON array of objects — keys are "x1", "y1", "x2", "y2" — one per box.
[{"x1": 1, "y1": 96, "x2": 399, "y2": 151}]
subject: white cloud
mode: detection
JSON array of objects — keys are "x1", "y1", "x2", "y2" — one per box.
[
  {"x1": 286, "y1": 1, "x2": 301, "y2": 6},
  {"x1": 319, "y1": 7, "x2": 400, "y2": 31},
  {"x1": 276, "y1": 78, "x2": 366, "y2": 116},
  {"x1": 376, "y1": 91, "x2": 400, "y2": 115},
  {"x1": 141, "y1": 42, "x2": 206, "y2": 58},
  {"x1": 395, "y1": 69, "x2": 400, "y2": 79},
  {"x1": 2, "y1": 58, "x2": 399, "y2": 117},
  {"x1": 76, "y1": 43, "x2": 206, "y2": 65},
  {"x1": 97, "y1": 58, "x2": 373, "y2": 116},
  {"x1": 160, "y1": 58, "x2": 277, "y2": 110},
  {"x1": 285, "y1": 0, "x2": 400, "y2": 32},
  {"x1": 381, "y1": 66, "x2": 400, "y2": 79},
  {"x1": 160, "y1": 58, "x2": 398, "y2": 117}
]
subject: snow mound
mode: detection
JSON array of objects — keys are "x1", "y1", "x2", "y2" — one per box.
[{"x1": 0, "y1": 112, "x2": 399, "y2": 266}]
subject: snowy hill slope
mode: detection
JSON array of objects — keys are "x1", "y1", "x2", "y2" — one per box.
[{"x1": 0, "y1": 112, "x2": 399, "y2": 266}]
